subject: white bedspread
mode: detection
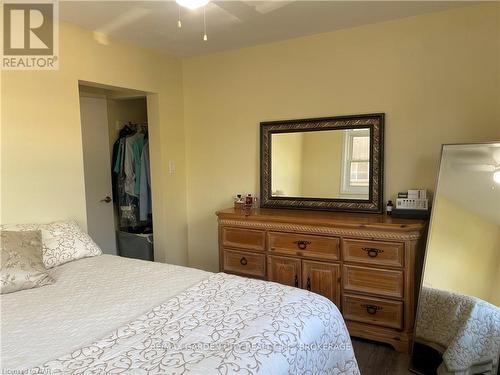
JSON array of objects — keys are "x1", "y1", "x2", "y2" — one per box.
[
  {"x1": 33, "y1": 273, "x2": 358, "y2": 374},
  {"x1": 1, "y1": 255, "x2": 211, "y2": 370},
  {"x1": 1, "y1": 255, "x2": 359, "y2": 374}
]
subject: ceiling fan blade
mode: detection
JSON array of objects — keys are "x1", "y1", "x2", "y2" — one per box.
[
  {"x1": 95, "y1": 7, "x2": 152, "y2": 36},
  {"x1": 213, "y1": 1, "x2": 294, "y2": 22},
  {"x1": 249, "y1": 1, "x2": 294, "y2": 14},
  {"x1": 452, "y1": 162, "x2": 495, "y2": 172},
  {"x1": 212, "y1": 1, "x2": 261, "y2": 22}
]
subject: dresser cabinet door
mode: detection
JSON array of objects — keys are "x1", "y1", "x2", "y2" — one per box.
[
  {"x1": 302, "y1": 260, "x2": 341, "y2": 306},
  {"x1": 267, "y1": 255, "x2": 301, "y2": 288}
]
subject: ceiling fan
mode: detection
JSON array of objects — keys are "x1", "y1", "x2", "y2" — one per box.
[
  {"x1": 175, "y1": 0, "x2": 292, "y2": 41},
  {"x1": 451, "y1": 145, "x2": 500, "y2": 184},
  {"x1": 91, "y1": 0, "x2": 293, "y2": 45}
]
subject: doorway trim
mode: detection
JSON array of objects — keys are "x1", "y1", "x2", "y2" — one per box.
[{"x1": 77, "y1": 80, "x2": 162, "y2": 259}]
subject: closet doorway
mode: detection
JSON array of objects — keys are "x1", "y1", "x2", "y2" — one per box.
[{"x1": 79, "y1": 83, "x2": 154, "y2": 260}]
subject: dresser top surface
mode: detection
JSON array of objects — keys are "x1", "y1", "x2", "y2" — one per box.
[{"x1": 216, "y1": 208, "x2": 427, "y2": 232}]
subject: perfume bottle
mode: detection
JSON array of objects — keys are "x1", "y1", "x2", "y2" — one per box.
[
  {"x1": 234, "y1": 194, "x2": 245, "y2": 209},
  {"x1": 245, "y1": 194, "x2": 253, "y2": 207},
  {"x1": 252, "y1": 196, "x2": 259, "y2": 209}
]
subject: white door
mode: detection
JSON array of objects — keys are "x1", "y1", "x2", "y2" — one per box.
[{"x1": 80, "y1": 95, "x2": 117, "y2": 254}]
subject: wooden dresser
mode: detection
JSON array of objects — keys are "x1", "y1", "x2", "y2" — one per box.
[{"x1": 216, "y1": 208, "x2": 427, "y2": 352}]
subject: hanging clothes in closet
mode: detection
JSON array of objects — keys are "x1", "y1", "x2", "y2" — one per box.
[
  {"x1": 111, "y1": 123, "x2": 152, "y2": 232},
  {"x1": 139, "y1": 140, "x2": 151, "y2": 221}
]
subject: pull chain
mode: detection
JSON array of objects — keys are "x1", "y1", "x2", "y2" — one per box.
[
  {"x1": 177, "y1": 6, "x2": 182, "y2": 28},
  {"x1": 203, "y1": 7, "x2": 208, "y2": 41}
]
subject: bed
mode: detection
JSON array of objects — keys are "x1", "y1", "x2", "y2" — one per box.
[
  {"x1": 1, "y1": 254, "x2": 359, "y2": 374},
  {"x1": 415, "y1": 287, "x2": 500, "y2": 375}
]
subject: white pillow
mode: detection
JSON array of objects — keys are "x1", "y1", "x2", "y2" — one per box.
[{"x1": 0, "y1": 221, "x2": 102, "y2": 268}]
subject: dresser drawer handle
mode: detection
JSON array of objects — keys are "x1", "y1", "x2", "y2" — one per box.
[
  {"x1": 239, "y1": 257, "x2": 248, "y2": 266},
  {"x1": 362, "y1": 247, "x2": 384, "y2": 258},
  {"x1": 294, "y1": 274, "x2": 299, "y2": 288},
  {"x1": 306, "y1": 277, "x2": 311, "y2": 291},
  {"x1": 294, "y1": 240, "x2": 311, "y2": 250},
  {"x1": 361, "y1": 304, "x2": 383, "y2": 315}
]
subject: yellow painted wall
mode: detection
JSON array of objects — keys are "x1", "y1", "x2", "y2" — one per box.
[
  {"x1": 271, "y1": 132, "x2": 303, "y2": 196},
  {"x1": 301, "y1": 131, "x2": 343, "y2": 198},
  {"x1": 183, "y1": 4, "x2": 500, "y2": 271},
  {"x1": 1, "y1": 22, "x2": 188, "y2": 265},
  {"x1": 424, "y1": 195, "x2": 500, "y2": 305}
]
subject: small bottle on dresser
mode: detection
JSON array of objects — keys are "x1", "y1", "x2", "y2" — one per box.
[
  {"x1": 386, "y1": 200, "x2": 394, "y2": 216},
  {"x1": 252, "y1": 196, "x2": 259, "y2": 209},
  {"x1": 234, "y1": 194, "x2": 245, "y2": 209},
  {"x1": 245, "y1": 194, "x2": 253, "y2": 207}
]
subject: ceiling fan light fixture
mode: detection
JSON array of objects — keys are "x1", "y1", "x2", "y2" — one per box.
[
  {"x1": 493, "y1": 169, "x2": 500, "y2": 185},
  {"x1": 176, "y1": 0, "x2": 209, "y2": 10}
]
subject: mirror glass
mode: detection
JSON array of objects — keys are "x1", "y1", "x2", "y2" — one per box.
[
  {"x1": 411, "y1": 143, "x2": 500, "y2": 375},
  {"x1": 271, "y1": 128, "x2": 370, "y2": 200}
]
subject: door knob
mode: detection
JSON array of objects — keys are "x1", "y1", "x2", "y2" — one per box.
[{"x1": 100, "y1": 196, "x2": 112, "y2": 203}]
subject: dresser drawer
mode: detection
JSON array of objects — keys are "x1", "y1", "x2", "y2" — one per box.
[
  {"x1": 223, "y1": 249, "x2": 266, "y2": 278},
  {"x1": 221, "y1": 227, "x2": 266, "y2": 251},
  {"x1": 343, "y1": 239, "x2": 404, "y2": 268},
  {"x1": 268, "y1": 232, "x2": 339, "y2": 261},
  {"x1": 343, "y1": 294, "x2": 403, "y2": 330},
  {"x1": 343, "y1": 265, "x2": 404, "y2": 299}
]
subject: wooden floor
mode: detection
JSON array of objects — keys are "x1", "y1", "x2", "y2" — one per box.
[{"x1": 352, "y1": 338, "x2": 413, "y2": 375}]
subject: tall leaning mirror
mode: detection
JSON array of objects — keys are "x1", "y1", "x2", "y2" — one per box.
[{"x1": 410, "y1": 143, "x2": 500, "y2": 375}]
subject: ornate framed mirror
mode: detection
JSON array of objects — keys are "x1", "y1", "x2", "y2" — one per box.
[{"x1": 260, "y1": 113, "x2": 384, "y2": 213}]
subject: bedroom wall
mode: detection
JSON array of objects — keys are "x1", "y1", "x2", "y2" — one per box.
[
  {"x1": 183, "y1": 4, "x2": 500, "y2": 271},
  {"x1": 423, "y1": 195, "x2": 500, "y2": 305},
  {"x1": 1, "y1": 22, "x2": 188, "y2": 266}
]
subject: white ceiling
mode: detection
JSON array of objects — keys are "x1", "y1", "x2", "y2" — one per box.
[
  {"x1": 60, "y1": 1, "x2": 475, "y2": 57},
  {"x1": 439, "y1": 143, "x2": 500, "y2": 226}
]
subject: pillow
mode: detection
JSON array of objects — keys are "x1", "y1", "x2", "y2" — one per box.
[
  {"x1": 1, "y1": 230, "x2": 54, "y2": 294},
  {"x1": 0, "y1": 221, "x2": 102, "y2": 268}
]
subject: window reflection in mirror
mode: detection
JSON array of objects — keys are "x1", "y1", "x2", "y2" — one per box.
[{"x1": 271, "y1": 128, "x2": 370, "y2": 200}]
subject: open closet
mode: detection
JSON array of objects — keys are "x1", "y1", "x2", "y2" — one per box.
[{"x1": 79, "y1": 84, "x2": 154, "y2": 261}]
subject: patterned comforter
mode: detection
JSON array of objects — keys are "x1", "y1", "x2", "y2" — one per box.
[
  {"x1": 34, "y1": 273, "x2": 359, "y2": 374},
  {"x1": 416, "y1": 287, "x2": 500, "y2": 375}
]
